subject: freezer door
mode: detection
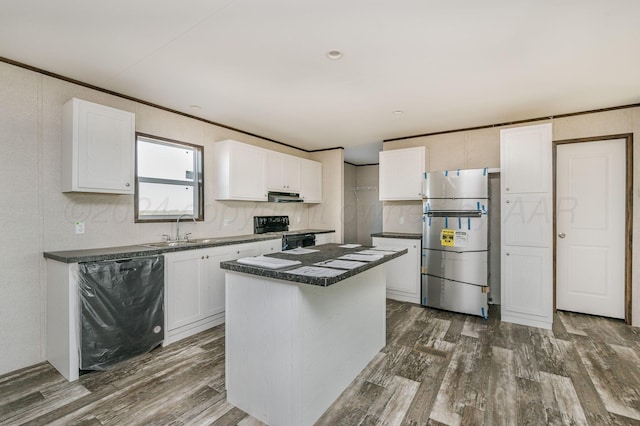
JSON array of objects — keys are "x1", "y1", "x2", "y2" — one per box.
[
  {"x1": 421, "y1": 275, "x2": 488, "y2": 318},
  {"x1": 426, "y1": 168, "x2": 488, "y2": 199},
  {"x1": 424, "y1": 249, "x2": 488, "y2": 286},
  {"x1": 423, "y1": 213, "x2": 488, "y2": 251}
]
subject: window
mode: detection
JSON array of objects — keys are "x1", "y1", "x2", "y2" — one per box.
[{"x1": 135, "y1": 134, "x2": 204, "y2": 222}]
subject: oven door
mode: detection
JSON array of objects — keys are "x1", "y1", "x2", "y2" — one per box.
[{"x1": 282, "y1": 234, "x2": 316, "y2": 251}]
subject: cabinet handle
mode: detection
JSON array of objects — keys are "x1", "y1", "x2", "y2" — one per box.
[
  {"x1": 558, "y1": 233, "x2": 566, "y2": 239},
  {"x1": 206, "y1": 255, "x2": 210, "y2": 259},
  {"x1": 506, "y1": 187, "x2": 510, "y2": 191},
  {"x1": 201, "y1": 256, "x2": 205, "y2": 260},
  {"x1": 506, "y1": 200, "x2": 510, "y2": 204},
  {"x1": 506, "y1": 253, "x2": 510, "y2": 256},
  {"x1": 125, "y1": 183, "x2": 130, "y2": 187}
]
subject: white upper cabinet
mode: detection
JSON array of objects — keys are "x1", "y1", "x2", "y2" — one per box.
[
  {"x1": 61, "y1": 98, "x2": 135, "y2": 194},
  {"x1": 379, "y1": 146, "x2": 426, "y2": 200},
  {"x1": 501, "y1": 124, "x2": 552, "y2": 194},
  {"x1": 267, "y1": 151, "x2": 301, "y2": 192},
  {"x1": 300, "y1": 158, "x2": 322, "y2": 203},
  {"x1": 214, "y1": 140, "x2": 267, "y2": 201}
]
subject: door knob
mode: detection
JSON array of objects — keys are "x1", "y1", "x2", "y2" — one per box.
[{"x1": 558, "y1": 233, "x2": 566, "y2": 238}]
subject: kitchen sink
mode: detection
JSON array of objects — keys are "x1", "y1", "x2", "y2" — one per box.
[
  {"x1": 140, "y1": 238, "x2": 221, "y2": 248},
  {"x1": 190, "y1": 238, "x2": 218, "y2": 244},
  {"x1": 140, "y1": 241, "x2": 199, "y2": 248}
]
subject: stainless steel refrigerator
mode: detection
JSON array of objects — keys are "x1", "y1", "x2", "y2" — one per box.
[{"x1": 422, "y1": 168, "x2": 489, "y2": 318}]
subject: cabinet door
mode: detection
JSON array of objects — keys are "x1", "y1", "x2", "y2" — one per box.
[
  {"x1": 62, "y1": 98, "x2": 135, "y2": 194},
  {"x1": 300, "y1": 158, "x2": 322, "y2": 203},
  {"x1": 372, "y1": 237, "x2": 421, "y2": 302},
  {"x1": 230, "y1": 143, "x2": 268, "y2": 200},
  {"x1": 501, "y1": 246, "x2": 552, "y2": 323},
  {"x1": 267, "y1": 152, "x2": 300, "y2": 192},
  {"x1": 215, "y1": 140, "x2": 267, "y2": 201},
  {"x1": 229, "y1": 243, "x2": 260, "y2": 260},
  {"x1": 259, "y1": 238, "x2": 282, "y2": 254},
  {"x1": 501, "y1": 124, "x2": 552, "y2": 194},
  {"x1": 314, "y1": 232, "x2": 334, "y2": 245},
  {"x1": 202, "y1": 248, "x2": 233, "y2": 318},
  {"x1": 379, "y1": 147, "x2": 425, "y2": 200},
  {"x1": 165, "y1": 250, "x2": 206, "y2": 330},
  {"x1": 502, "y1": 194, "x2": 552, "y2": 247}
]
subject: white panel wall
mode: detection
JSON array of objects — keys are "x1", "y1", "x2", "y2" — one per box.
[{"x1": 0, "y1": 63, "x2": 43, "y2": 372}]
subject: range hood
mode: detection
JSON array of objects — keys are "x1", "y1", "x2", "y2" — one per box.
[{"x1": 268, "y1": 191, "x2": 303, "y2": 203}]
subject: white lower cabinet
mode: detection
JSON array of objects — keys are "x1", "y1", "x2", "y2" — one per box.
[
  {"x1": 164, "y1": 239, "x2": 280, "y2": 345},
  {"x1": 314, "y1": 232, "x2": 335, "y2": 245},
  {"x1": 372, "y1": 237, "x2": 421, "y2": 304},
  {"x1": 501, "y1": 246, "x2": 553, "y2": 329}
]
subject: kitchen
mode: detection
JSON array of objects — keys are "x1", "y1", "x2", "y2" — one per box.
[{"x1": 2, "y1": 1, "x2": 640, "y2": 424}]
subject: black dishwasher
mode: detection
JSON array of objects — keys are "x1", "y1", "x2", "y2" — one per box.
[{"x1": 78, "y1": 256, "x2": 164, "y2": 370}]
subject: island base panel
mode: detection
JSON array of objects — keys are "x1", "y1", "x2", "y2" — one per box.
[{"x1": 225, "y1": 266, "x2": 386, "y2": 426}]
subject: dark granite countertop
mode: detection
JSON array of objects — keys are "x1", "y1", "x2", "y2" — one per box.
[
  {"x1": 371, "y1": 232, "x2": 422, "y2": 240},
  {"x1": 220, "y1": 243, "x2": 407, "y2": 287},
  {"x1": 43, "y1": 229, "x2": 335, "y2": 264}
]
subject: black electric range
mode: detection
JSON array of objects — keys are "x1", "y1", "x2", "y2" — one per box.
[{"x1": 253, "y1": 216, "x2": 315, "y2": 250}]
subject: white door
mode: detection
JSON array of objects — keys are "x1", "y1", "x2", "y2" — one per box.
[{"x1": 556, "y1": 139, "x2": 626, "y2": 319}]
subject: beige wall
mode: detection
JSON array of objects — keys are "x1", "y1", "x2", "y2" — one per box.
[
  {"x1": 383, "y1": 109, "x2": 640, "y2": 326},
  {"x1": 309, "y1": 149, "x2": 344, "y2": 243},
  {"x1": 343, "y1": 164, "x2": 358, "y2": 243},
  {"x1": 343, "y1": 164, "x2": 383, "y2": 245},
  {"x1": 0, "y1": 61, "x2": 342, "y2": 375},
  {"x1": 355, "y1": 165, "x2": 382, "y2": 245}
]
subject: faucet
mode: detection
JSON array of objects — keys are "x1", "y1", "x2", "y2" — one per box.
[{"x1": 176, "y1": 214, "x2": 196, "y2": 241}]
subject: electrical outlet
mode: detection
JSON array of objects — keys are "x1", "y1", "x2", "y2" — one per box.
[{"x1": 75, "y1": 222, "x2": 85, "y2": 234}]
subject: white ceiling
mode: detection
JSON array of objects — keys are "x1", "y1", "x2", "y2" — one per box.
[{"x1": 2, "y1": 1, "x2": 640, "y2": 164}]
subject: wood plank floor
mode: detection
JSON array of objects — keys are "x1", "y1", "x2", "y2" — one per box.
[{"x1": 2, "y1": 300, "x2": 640, "y2": 425}]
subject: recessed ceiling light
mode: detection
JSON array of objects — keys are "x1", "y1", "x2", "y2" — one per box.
[
  {"x1": 392, "y1": 110, "x2": 404, "y2": 115},
  {"x1": 326, "y1": 50, "x2": 343, "y2": 60},
  {"x1": 190, "y1": 105, "x2": 202, "y2": 110}
]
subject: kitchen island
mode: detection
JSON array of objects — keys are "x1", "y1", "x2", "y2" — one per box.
[{"x1": 220, "y1": 243, "x2": 406, "y2": 426}]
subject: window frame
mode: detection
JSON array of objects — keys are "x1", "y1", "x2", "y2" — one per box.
[{"x1": 134, "y1": 133, "x2": 204, "y2": 223}]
